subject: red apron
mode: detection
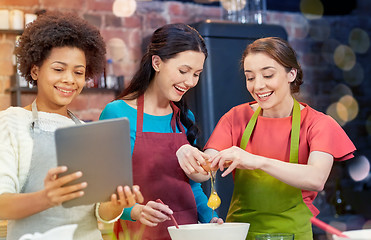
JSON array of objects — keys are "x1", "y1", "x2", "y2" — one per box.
[{"x1": 114, "y1": 95, "x2": 198, "y2": 240}]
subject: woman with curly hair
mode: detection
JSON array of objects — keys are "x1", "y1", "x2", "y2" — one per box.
[{"x1": 0, "y1": 11, "x2": 143, "y2": 240}]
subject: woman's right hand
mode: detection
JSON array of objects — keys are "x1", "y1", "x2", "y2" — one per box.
[
  {"x1": 176, "y1": 144, "x2": 210, "y2": 175},
  {"x1": 43, "y1": 166, "x2": 87, "y2": 207},
  {"x1": 132, "y1": 201, "x2": 173, "y2": 227}
]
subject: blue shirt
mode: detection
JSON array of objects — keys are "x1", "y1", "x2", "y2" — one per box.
[{"x1": 100, "y1": 100, "x2": 216, "y2": 223}]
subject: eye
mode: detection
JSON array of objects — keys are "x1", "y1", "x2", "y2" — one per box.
[
  {"x1": 193, "y1": 73, "x2": 200, "y2": 77},
  {"x1": 179, "y1": 70, "x2": 187, "y2": 74},
  {"x1": 75, "y1": 71, "x2": 85, "y2": 76},
  {"x1": 54, "y1": 68, "x2": 63, "y2": 72},
  {"x1": 264, "y1": 75, "x2": 273, "y2": 79},
  {"x1": 246, "y1": 76, "x2": 254, "y2": 81}
]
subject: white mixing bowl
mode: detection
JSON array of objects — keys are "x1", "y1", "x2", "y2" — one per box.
[
  {"x1": 332, "y1": 229, "x2": 371, "y2": 240},
  {"x1": 168, "y1": 222, "x2": 250, "y2": 240}
]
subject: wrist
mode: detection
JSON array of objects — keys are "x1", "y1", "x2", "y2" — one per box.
[
  {"x1": 95, "y1": 202, "x2": 124, "y2": 224},
  {"x1": 257, "y1": 155, "x2": 268, "y2": 170},
  {"x1": 131, "y1": 204, "x2": 144, "y2": 221},
  {"x1": 39, "y1": 189, "x2": 54, "y2": 209}
]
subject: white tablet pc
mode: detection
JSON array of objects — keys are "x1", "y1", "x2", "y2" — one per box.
[{"x1": 55, "y1": 117, "x2": 132, "y2": 208}]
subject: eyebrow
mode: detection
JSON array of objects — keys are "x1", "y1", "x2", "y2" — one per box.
[
  {"x1": 181, "y1": 65, "x2": 192, "y2": 70},
  {"x1": 52, "y1": 61, "x2": 86, "y2": 68},
  {"x1": 181, "y1": 64, "x2": 203, "y2": 72},
  {"x1": 245, "y1": 66, "x2": 275, "y2": 73}
]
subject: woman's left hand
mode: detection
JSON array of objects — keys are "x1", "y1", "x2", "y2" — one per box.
[
  {"x1": 210, "y1": 217, "x2": 224, "y2": 224},
  {"x1": 98, "y1": 185, "x2": 144, "y2": 222},
  {"x1": 110, "y1": 185, "x2": 144, "y2": 208},
  {"x1": 210, "y1": 146, "x2": 261, "y2": 177}
]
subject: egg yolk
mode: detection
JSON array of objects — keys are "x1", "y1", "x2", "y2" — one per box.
[{"x1": 207, "y1": 192, "x2": 221, "y2": 210}]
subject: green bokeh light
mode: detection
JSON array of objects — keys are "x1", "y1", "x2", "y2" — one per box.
[
  {"x1": 300, "y1": 0, "x2": 324, "y2": 20},
  {"x1": 349, "y1": 28, "x2": 370, "y2": 54}
]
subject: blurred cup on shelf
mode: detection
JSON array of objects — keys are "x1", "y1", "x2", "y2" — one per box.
[
  {"x1": 221, "y1": 0, "x2": 249, "y2": 23},
  {"x1": 25, "y1": 13, "x2": 37, "y2": 26},
  {"x1": 249, "y1": 0, "x2": 266, "y2": 24},
  {"x1": 9, "y1": 9, "x2": 24, "y2": 30},
  {"x1": 0, "y1": 9, "x2": 10, "y2": 29},
  {"x1": 255, "y1": 233, "x2": 294, "y2": 240}
]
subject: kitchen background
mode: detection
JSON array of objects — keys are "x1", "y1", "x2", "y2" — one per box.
[{"x1": 0, "y1": 0, "x2": 370, "y2": 239}]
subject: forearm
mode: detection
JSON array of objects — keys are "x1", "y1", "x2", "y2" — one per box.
[
  {"x1": 0, "y1": 191, "x2": 50, "y2": 220},
  {"x1": 258, "y1": 151, "x2": 333, "y2": 191}
]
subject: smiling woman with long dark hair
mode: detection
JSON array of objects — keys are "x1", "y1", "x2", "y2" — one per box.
[{"x1": 100, "y1": 23, "x2": 223, "y2": 240}]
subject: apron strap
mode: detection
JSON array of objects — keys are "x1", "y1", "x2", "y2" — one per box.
[
  {"x1": 137, "y1": 95, "x2": 185, "y2": 134},
  {"x1": 31, "y1": 100, "x2": 81, "y2": 129},
  {"x1": 240, "y1": 106, "x2": 261, "y2": 150},
  {"x1": 290, "y1": 99, "x2": 301, "y2": 164},
  {"x1": 240, "y1": 99, "x2": 301, "y2": 164},
  {"x1": 137, "y1": 95, "x2": 145, "y2": 133},
  {"x1": 170, "y1": 101, "x2": 186, "y2": 133}
]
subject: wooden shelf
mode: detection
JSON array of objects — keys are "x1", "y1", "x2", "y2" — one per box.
[{"x1": 0, "y1": 29, "x2": 23, "y2": 35}]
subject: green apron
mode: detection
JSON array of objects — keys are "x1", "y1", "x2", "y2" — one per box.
[{"x1": 226, "y1": 99, "x2": 313, "y2": 240}]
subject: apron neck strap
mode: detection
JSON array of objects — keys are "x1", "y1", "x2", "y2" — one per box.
[
  {"x1": 240, "y1": 99, "x2": 301, "y2": 163},
  {"x1": 136, "y1": 95, "x2": 185, "y2": 133},
  {"x1": 31, "y1": 100, "x2": 81, "y2": 129},
  {"x1": 170, "y1": 101, "x2": 185, "y2": 133},
  {"x1": 290, "y1": 98, "x2": 301, "y2": 163},
  {"x1": 136, "y1": 95, "x2": 145, "y2": 132}
]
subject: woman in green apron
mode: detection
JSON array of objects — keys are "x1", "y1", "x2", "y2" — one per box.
[{"x1": 178, "y1": 37, "x2": 356, "y2": 239}]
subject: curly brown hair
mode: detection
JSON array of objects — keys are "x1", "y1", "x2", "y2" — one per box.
[{"x1": 14, "y1": 11, "x2": 106, "y2": 85}]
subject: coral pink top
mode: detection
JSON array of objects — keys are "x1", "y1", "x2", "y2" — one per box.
[{"x1": 205, "y1": 102, "x2": 356, "y2": 216}]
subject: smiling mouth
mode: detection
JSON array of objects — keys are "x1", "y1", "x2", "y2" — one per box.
[
  {"x1": 257, "y1": 92, "x2": 273, "y2": 99},
  {"x1": 174, "y1": 85, "x2": 187, "y2": 93},
  {"x1": 56, "y1": 87, "x2": 74, "y2": 94}
]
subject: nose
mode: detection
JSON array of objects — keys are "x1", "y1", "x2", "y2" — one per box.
[
  {"x1": 253, "y1": 75, "x2": 265, "y2": 90},
  {"x1": 62, "y1": 71, "x2": 75, "y2": 84},
  {"x1": 184, "y1": 75, "x2": 199, "y2": 88}
]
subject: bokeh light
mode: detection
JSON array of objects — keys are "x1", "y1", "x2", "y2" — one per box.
[
  {"x1": 292, "y1": 15, "x2": 310, "y2": 40},
  {"x1": 326, "y1": 102, "x2": 346, "y2": 126},
  {"x1": 113, "y1": 0, "x2": 137, "y2": 18},
  {"x1": 221, "y1": 0, "x2": 247, "y2": 11},
  {"x1": 349, "y1": 28, "x2": 370, "y2": 54},
  {"x1": 338, "y1": 95, "x2": 359, "y2": 122},
  {"x1": 348, "y1": 155, "x2": 370, "y2": 182},
  {"x1": 334, "y1": 45, "x2": 356, "y2": 71},
  {"x1": 321, "y1": 39, "x2": 341, "y2": 64},
  {"x1": 300, "y1": 0, "x2": 324, "y2": 20},
  {"x1": 106, "y1": 38, "x2": 128, "y2": 63},
  {"x1": 343, "y1": 63, "x2": 364, "y2": 87},
  {"x1": 308, "y1": 18, "x2": 331, "y2": 41}
]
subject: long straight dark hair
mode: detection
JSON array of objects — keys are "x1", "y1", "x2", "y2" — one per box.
[{"x1": 116, "y1": 23, "x2": 208, "y2": 146}]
